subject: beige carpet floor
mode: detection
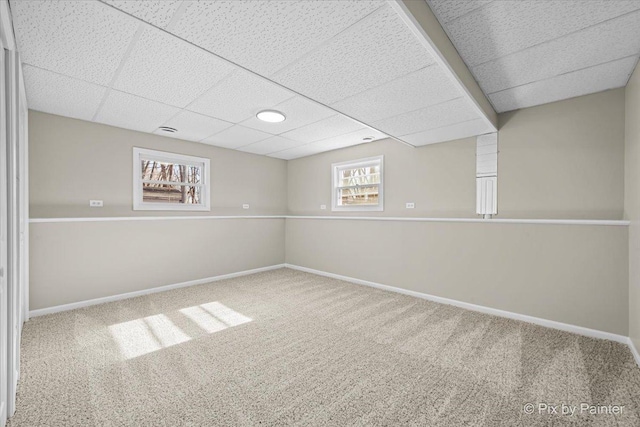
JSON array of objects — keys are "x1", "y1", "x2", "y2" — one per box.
[{"x1": 8, "y1": 268, "x2": 640, "y2": 426}]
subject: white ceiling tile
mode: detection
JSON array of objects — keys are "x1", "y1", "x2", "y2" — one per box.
[
  {"x1": 171, "y1": 0, "x2": 385, "y2": 76},
  {"x1": 372, "y1": 98, "x2": 479, "y2": 136},
  {"x1": 473, "y1": 11, "x2": 640, "y2": 94},
  {"x1": 23, "y1": 66, "x2": 107, "y2": 121},
  {"x1": 489, "y1": 56, "x2": 638, "y2": 112},
  {"x1": 280, "y1": 115, "x2": 364, "y2": 144},
  {"x1": 427, "y1": 0, "x2": 493, "y2": 24},
  {"x1": 187, "y1": 70, "x2": 295, "y2": 123},
  {"x1": 152, "y1": 111, "x2": 233, "y2": 142},
  {"x1": 401, "y1": 119, "x2": 494, "y2": 146},
  {"x1": 94, "y1": 90, "x2": 180, "y2": 133},
  {"x1": 201, "y1": 125, "x2": 273, "y2": 150},
  {"x1": 273, "y1": 128, "x2": 388, "y2": 159},
  {"x1": 331, "y1": 65, "x2": 462, "y2": 123},
  {"x1": 268, "y1": 144, "x2": 327, "y2": 160},
  {"x1": 272, "y1": 4, "x2": 436, "y2": 105},
  {"x1": 238, "y1": 136, "x2": 301, "y2": 156},
  {"x1": 312, "y1": 128, "x2": 387, "y2": 151},
  {"x1": 239, "y1": 96, "x2": 335, "y2": 134},
  {"x1": 100, "y1": 0, "x2": 183, "y2": 29},
  {"x1": 113, "y1": 26, "x2": 235, "y2": 108},
  {"x1": 443, "y1": 1, "x2": 640, "y2": 67},
  {"x1": 10, "y1": 0, "x2": 139, "y2": 85}
]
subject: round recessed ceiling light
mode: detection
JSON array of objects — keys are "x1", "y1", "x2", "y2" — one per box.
[
  {"x1": 158, "y1": 126, "x2": 178, "y2": 133},
  {"x1": 362, "y1": 136, "x2": 375, "y2": 142},
  {"x1": 256, "y1": 110, "x2": 286, "y2": 123}
]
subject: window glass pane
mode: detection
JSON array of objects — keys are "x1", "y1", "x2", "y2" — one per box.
[
  {"x1": 143, "y1": 184, "x2": 202, "y2": 205},
  {"x1": 338, "y1": 166, "x2": 380, "y2": 187},
  {"x1": 339, "y1": 186, "x2": 379, "y2": 206},
  {"x1": 141, "y1": 160, "x2": 201, "y2": 184}
]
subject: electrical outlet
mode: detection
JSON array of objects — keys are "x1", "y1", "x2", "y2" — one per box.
[
  {"x1": 242, "y1": 204, "x2": 250, "y2": 209},
  {"x1": 405, "y1": 202, "x2": 415, "y2": 209},
  {"x1": 89, "y1": 200, "x2": 103, "y2": 207},
  {"x1": 320, "y1": 204, "x2": 327, "y2": 210}
]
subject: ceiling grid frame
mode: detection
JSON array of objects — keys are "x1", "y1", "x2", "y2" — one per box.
[
  {"x1": 428, "y1": 0, "x2": 640, "y2": 112},
  {"x1": 92, "y1": 0, "x2": 401, "y2": 148},
  {"x1": 13, "y1": 0, "x2": 512, "y2": 157}
]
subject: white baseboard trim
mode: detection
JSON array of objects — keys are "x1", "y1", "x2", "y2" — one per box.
[
  {"x1": 628, "y1": 338, "x2": 640, "y2": 367},
  {"x1": 29, "y1": 264, "x2": 286, "y2": 317},
  {"x1": 284, "y1": 264, "x2": 629, "y2": 345}
]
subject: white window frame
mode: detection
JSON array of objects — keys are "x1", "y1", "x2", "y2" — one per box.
[
  {"x1": 331, "y1": 155, "x2": 384, "y2": 212},
  {"x1": 133, "y1": 147, "x2": 210, "y2": 211}
]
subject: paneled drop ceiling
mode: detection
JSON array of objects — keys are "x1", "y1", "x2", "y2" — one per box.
[
  {"x1": 428, "y1": 0, "x2": 640, "y2": 112},
  {"x1": 11, "y1": 0, "x2": 496, "y2": 159}
]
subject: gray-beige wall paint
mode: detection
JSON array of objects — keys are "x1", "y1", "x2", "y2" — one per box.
[
  {"x1": 288, "y1": 89, "x2": 625, "y2": 220},
  {"x1": 499, "y1": 89, "x2": 625, "y2": 219},
  {"x1": 31, "y1": 218, "x2": 284, "y2": 310},
  {"x1": 287, "y1": 137, "x2": 476, "y2": 217},
  {"x1": 286, "y1": 89, "x2": 628, "y2": 335},
  {"x1": 29, "y1": 111, "x2": 288, "y2": 218},
  {"x1": 286, "y1": 218, "x2": 628, "y2": 335},
  {"x1": 625, "y1": 62, "x2": 640, "y2": 351},
  {"x1": 29, "y1": 112, "x2": 288, "y2": 309}
]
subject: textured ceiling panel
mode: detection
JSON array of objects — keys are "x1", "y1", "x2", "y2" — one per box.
[
  {"x1": 239, "y1": 96, "x2": 335, "y2": 134},
  {"x1": 171, "y1": 0, "x2": 384, "y2": 76},
  {"x1": 10, "y1": 0, "x2": 139, "y2": 85},
  {"x1": 238, "y1": 136, "x2": 301, "y2": 156},
  {"x1": 272, "y1": 4, "x2": 435, "y2": 105},
  {"x1": 267, "y1": 144, "x2": 327, "y2": 161},
  {"x1": 401, "y1": 119, "x2": 494, "y2": 147},
  {"x1": 113, "y1": 26, "x2": 235, "y2": 108},
  {"x1": 153, "y1": 111, "x2": 233, "y2": 142},
  {"x1": 95, "y1": 90, "x2": 180, "y2": 133},
  {"x1": 331, "y1": 65, "x2": 462, "y2": 123},
  {"x1": 427, "y1": 0, "x2": 493, "y2": 24},
  {"x1": 271, "y1": 128, "x2": 387, "y2": 160},
  {"x1": 472, "y1": 10, "x2": 640, "y2": 94},
  {"x1": 280, "y1": 115, "x2": 364, "y2": 144},
  {"x1": 438, "y1": 0, "x2": 640, "y2": 67},
  {"x1": 187, "y1": 70, "x2": 295, "y2": 123},
  {"x1": 373, "y1": 98, "x2": 477, "y2": 137},
  {"x1": 201, "y1": 125, "x2": 272, "y2": 150},
  {"x1": 100, "y1": 0, "x2": 183, "y2": 29},
  {"x1": 489, "y1": 56, "x2": 638, "y2": 112},
  {"x1": 23, "y1": 66, "x2": 107, "y2": 121}
]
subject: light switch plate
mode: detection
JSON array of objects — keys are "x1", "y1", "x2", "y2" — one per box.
[
  {"x1": 89, "y1": 200, "x2": 103, "y2": 207},
  {"x1": 406, "y1": 202, "x2": 415, "y2": 209}
]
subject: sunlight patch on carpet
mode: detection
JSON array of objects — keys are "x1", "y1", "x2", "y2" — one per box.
[{"x1": 109, "y1": 302, "x2": 252, "y2": 359}]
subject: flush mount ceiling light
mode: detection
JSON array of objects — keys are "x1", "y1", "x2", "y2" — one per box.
[
  {"x1": 362, "y1": 136, "x2": 375, "y2": 142},
  {"x1": 256, "y1": 110, "x2": 286, "y2": 123},
  {"x1": 158, "y1": 126, "x2": 178, "y2": 133}
]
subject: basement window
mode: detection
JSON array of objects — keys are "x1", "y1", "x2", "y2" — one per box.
[
  {"x1": 332, "y1": 155, "x2": 384, "y2": 212},
  {"x1": 133, "y1": 148, "x2": 210, "y2": 211}
]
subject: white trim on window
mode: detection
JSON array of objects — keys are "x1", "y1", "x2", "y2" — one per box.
[
  {"x1": 331, "y1": 155, "x2": 384, "y2": 212},
  {"x1": 133, "y1": 148, "x2": 211, "y2": 211}
]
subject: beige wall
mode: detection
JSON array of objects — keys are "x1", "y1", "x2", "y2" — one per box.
[
  {"x1": 286, "y1": 89, "x2": 628, "y2": 335},
  {"x1": 30, "y1": 89, "x2": 629, "y2": 335},
  {"x1": 499, "y1": 89, "x2": 625, "y2": 219},
  {"x1": 29, "y1": 111, "x2": 288, "y2": 218},
  {"x1": 286, "y1": 218, "x2": 628, "y2": 335},
  {"x1": 288, "y1": 137, "x2": 476, "y2": 217},
  {"x1": 30, "y1": 218, "x2": 285, "y2": 310},
  {"x1": 625, "y1": 63, "x2": 640, "y2": 351},
  {"x1": 29, "y1": 112, "x2": 288, "y2": 310},
  {"x1": 288, "y1": 89, "x2": 625, "y2": 220}
]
